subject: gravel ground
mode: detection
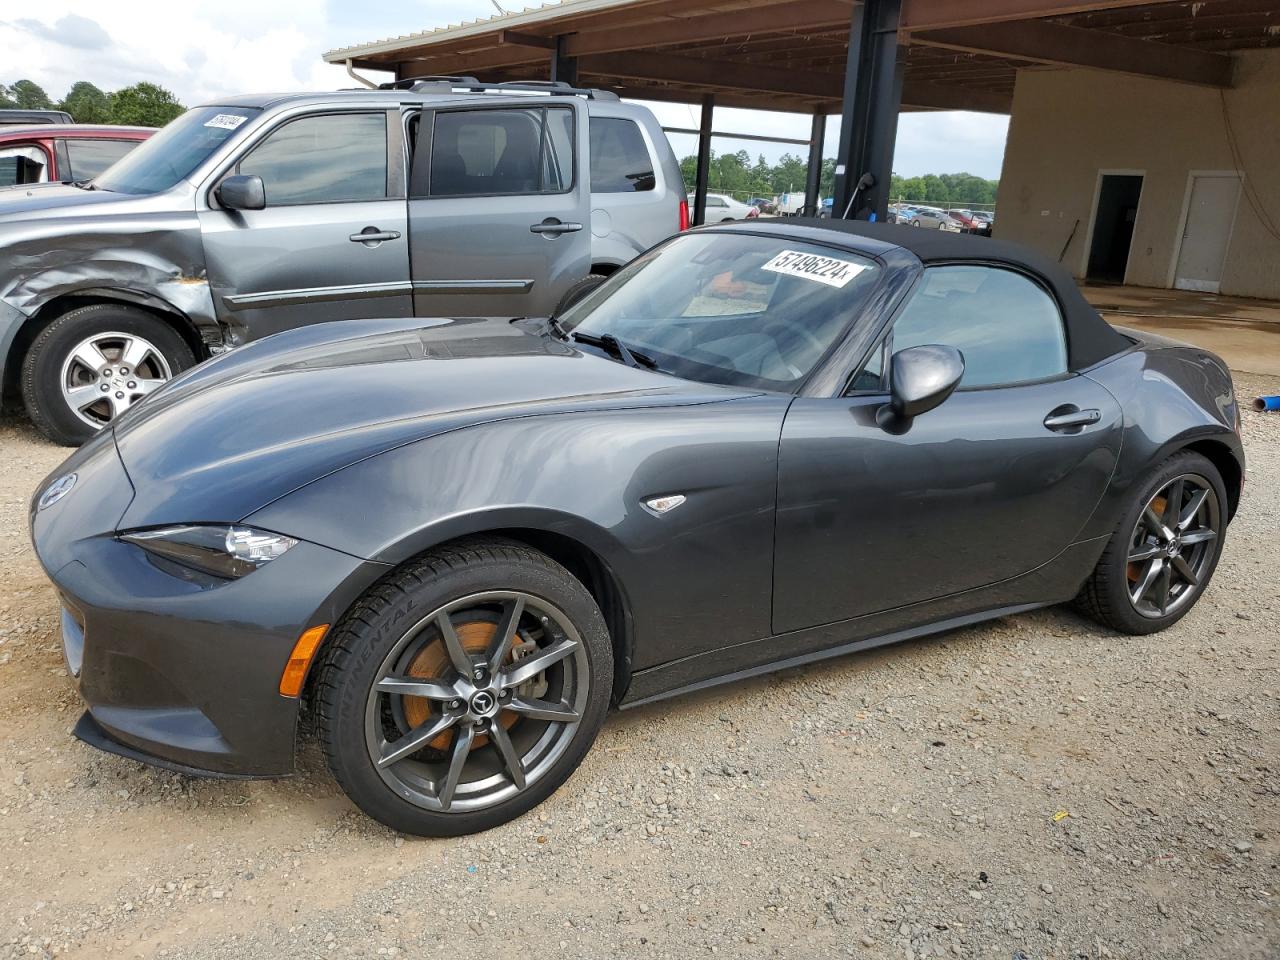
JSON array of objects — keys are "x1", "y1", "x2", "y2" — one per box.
[{"x1": 0, "y1": 374, "x2": 1276, "y2": 960}]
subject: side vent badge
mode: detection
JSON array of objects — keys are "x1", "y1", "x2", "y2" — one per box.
[{"x1": 643, "y1": 494, "x2": 686, "y2": 516}]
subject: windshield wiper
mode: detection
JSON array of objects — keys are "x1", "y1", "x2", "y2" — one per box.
[
  {"x1": 570, "y1": 331, "x2": 659, "y2": 370},
  {"x1": 70, "y1": 179, "x2": 96, "y2": 191}
]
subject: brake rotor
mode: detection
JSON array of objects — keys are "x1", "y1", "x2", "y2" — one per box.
[
  {"x1": 402, "y1": 619, "x2": 517, "y2": 750},
  {"x1": 1129, "y1": 494, "x2": 1167, "y2": 583}
]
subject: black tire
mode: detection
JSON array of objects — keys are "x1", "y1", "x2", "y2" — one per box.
[
  {"x1": 316, "y1": 537, "x2": 613, "y2": 836},
  {"x1": 553, "y1": 274, "x2": 607, "y2": 317},
  {"x1": 21, "y1": 303, "x2": 196, "y2": 446},
  {"x1": 1075, "y1": 451, "x2": 1227, "y2": 635}
]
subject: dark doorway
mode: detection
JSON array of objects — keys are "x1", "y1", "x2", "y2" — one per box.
[{"x1": 1086, "y1": 174, "x2": 1143, "y2": 284}]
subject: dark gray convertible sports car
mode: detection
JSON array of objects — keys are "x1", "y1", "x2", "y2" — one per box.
[{"x1": 31, "y1": 220, "x2": 1243, "y2": 835}]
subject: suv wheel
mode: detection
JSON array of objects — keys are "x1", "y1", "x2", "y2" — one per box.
[
  {"x1": 553, "y1": 274, "x2": 608, "y2": 317},
  {"x1": 21, "y1": 303, "x2": 195, "y2": 446}
]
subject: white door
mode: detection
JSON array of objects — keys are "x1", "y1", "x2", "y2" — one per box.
[{"x1": 1174, "y1": 175, "x2": 1241, "y2": 293}]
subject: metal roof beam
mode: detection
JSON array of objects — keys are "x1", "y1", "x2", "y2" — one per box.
[
  {"x1": 910, "y1": 19, "x2": 1235, "y2": 87},
  {"x1": 900, "y1": 0, "x2": 1172, "y2": 31}
]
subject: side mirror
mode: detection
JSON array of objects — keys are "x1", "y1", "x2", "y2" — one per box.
[
  {"x1": 879, "y1": 344, "x2": 964, "y2": 429},
  {"x1": 217, "y1": 174, "x2": 266, "y2": 211}
]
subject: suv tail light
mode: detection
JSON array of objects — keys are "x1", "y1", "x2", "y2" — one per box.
[{"x1": 678, "y1": 199, "x2": 690, "y2": 231}]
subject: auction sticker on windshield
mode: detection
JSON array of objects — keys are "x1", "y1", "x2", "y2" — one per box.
[
  {"x1": 761, "y1": 250, "x2": 866, "y2": 288},
  {"x1": 204, "y1": 114, "x2": 249, "y2": 130}
]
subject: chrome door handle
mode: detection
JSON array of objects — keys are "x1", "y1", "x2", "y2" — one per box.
[
  {"x1": 529, "y1": 221, "x2": 583, "y2": 235},
  {"x1": 1044, "y1": 408, "x2": 1101, "y2": 431},
  {"x1": 350, "y1": 228, "x2": 401, "y2": 244}
]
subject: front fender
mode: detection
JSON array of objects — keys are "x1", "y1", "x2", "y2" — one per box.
[
  {"x1": 0, "y1": 210, "x2": 221, "y2": 382},
  {"x1": 246, "y1": 398, "x2": 790, "y2": 671}
]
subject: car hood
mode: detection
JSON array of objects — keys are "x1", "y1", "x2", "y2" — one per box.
[
  {"x1": 0, "y1": 181, "x2": 140, "y2": 223},
  {"x1": 114, "y1": 316, "x2": 753, "y2": 529}
]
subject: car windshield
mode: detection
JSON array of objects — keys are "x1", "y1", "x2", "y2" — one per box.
[
  {"x1": 95, "y1": 106, "x2": 261, "y2": 195},
  {"x1": 558, "y1": 232, "x2": 881, "y2": 391}
]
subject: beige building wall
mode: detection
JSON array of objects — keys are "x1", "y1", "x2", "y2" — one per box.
[{"x1": 995, "y1": 50, "x2": 1280, "y2": 300}]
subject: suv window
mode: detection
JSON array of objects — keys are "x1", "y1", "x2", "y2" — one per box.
[
  {"x1": 0, "y1": 145, "x2": 48, "y2": 186},
  {"x1": 423, "y1": 107, "x2": 573, "y2": 198},
  {"x1": 888, "y1": 265, "x2": 1067, "y2": 388},
  {"x1": 65, "y1": 138, "x2": 138, "y2": 180},
  {"x1": 239, "y1": 113, "x2": 387, "y2": 206},
  {"x1": 589, "y1": 117, "x2": 654, "y2": 192}
]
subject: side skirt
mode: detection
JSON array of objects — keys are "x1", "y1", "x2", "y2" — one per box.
[
  {"x1": 620, "y1": 601, "x2": 1050, "y2": 711},
  {"x1": 620, "y1": 535, "x2": 1108, "y2": 709}
]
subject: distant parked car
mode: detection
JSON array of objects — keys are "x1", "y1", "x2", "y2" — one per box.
[
  {"x1": 910, "y1": 207, "x2": 963, "y2": 232},
  {"x1": 691, "y1": 192, "x2": 758, "y2": 221},
  {"x1": 0, "y1": 80, "x2": 684, "y2": 445},
  {"x1": 889, "y1": 204, "x2": 916, "y2": 225},
  {"x1": 0, "y1": 109, "x2": 73, "y2": 126},
  {"x1": 970, "y1": 211, "x2": 994, "y2": 235},
  {"x1": 0, "y1": 125, "x2": 153, "y2": 188},
  {"x1": 946, "y1": 210, "x2": 989, "y2": 235}
]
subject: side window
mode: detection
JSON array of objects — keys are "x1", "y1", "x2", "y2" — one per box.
[
  {"x1": 846, "y1": 338, "x2": 884, "y2": 393},
  {"x1": 890, "y1": 265, "x2": 1068, "y2": 388},
  {"x1": 424, "y1": 107, "x2": 574, "y2": 198},
  {"x1": 64, "y1": 139, "x2": 138, "y2": 180},
  {"x1": 0, "y1": 145, "x2": 49, "y2": 186},
  {"x1": 589, "y1": 117, "x2": 654, "y2": 192},
  {"x1": 238, "y1": 113, "x2": 387, "y2": 206}
]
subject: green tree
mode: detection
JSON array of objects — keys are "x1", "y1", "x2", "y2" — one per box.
[
  {"x1": 59, "y1": 81, "x2": 111, "y2": 123},
  {"x1": 10, "y1": 79, "x2": 53, "y2": 110},
  {"x1": 109, "y1": 82, "x2": 185, "y2": 127}
]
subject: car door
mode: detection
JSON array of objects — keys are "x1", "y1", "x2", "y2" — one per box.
[
  {"x1": 407, "y1": 100, "x2": 590, "y2": 318},
  {"x1": 199, "y1": 109, "x2": 412, "y2": 341},
  {"x1": 772, "y1": 263, "x2": 1123, "y2": 635}
]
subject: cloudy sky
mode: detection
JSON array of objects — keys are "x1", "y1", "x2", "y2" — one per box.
[{"x1": 0, "y1": 0, "x2": 1009, "y2": 178}]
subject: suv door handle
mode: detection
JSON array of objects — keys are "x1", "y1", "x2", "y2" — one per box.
[
  {"x1": 349, "y1": 228, "x2": 401, "y2": 244},
  {"x1": 1043, "y1": 407, "x2": 1101, "y2": 431},
  {"x1": 529, "y1": 219, "x2": 583, "y2": 235}
]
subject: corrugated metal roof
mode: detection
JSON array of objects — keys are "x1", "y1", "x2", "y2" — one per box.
[{"x1": 322, "y1": 0, "x2": 644, "y2": 61}]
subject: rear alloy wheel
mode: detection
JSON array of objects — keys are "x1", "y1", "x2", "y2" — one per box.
[
  {"x1": 21, "y1": 303, "x2": 194, "y2": 446},
  {"x1": 1076, "y1": 451, "x2": 1227, "y2": 634},
  {"x1": 317, "y1": 539, "x2": 611, "y2": 836}
]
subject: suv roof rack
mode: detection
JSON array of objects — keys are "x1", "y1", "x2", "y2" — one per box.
[{"x1": 379, "y1": 77, "x2": 619, "y2": 101}]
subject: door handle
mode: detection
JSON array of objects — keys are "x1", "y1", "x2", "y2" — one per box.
[
  {"x1": 529, "y1": 220, "x2": 583, "y2": 235},
  {"x1": 349, "y1": 228, "x2": 401, "y2": 244},
  {"x1": 1043, "y1": 407, "x2": 1101, "y2": 431}
]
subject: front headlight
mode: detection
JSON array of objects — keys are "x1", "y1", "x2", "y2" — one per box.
[{"x1": 120, "y1": 525, "x2": 298, "y2": 580}]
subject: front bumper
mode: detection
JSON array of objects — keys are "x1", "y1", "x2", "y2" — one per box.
[{"x1": 32, "y1": 440, "x2": 384, "y2": 778}]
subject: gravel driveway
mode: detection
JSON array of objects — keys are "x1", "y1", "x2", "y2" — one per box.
[{"x1": 1, "y1": 374, "x2": 1276, "y2": 960}]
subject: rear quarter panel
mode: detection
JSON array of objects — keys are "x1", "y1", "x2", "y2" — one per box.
[{"x1": 1078, "y1": 343, "x2": 1243, "y2": 540}]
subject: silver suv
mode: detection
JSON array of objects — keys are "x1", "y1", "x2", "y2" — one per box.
[{"x1": 0, "y1": 79, "x2": 684, "y2": 445}]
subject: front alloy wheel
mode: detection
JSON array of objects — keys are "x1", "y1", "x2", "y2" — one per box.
[
  {"x1": 317, "y1": 539, "x2": 611, "y2": 836},
  {"x1": 60, "y1": 331, "x2": 173, "y2": 429},
  {"x1": 366, "y1": 591, "x2": 589, "y2": 813}
]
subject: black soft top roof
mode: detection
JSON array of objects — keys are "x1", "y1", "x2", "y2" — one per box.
[{"x1": 772, "y1": 218, "x2": 1132, "y2": 370}]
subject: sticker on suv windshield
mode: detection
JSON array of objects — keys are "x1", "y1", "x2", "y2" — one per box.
[
  {"x1": 761, "y1": 250, "x2": 866, "y2": 288},
  {"x1": 204, "y1": 114, "x2": 249, "y2": 130}
]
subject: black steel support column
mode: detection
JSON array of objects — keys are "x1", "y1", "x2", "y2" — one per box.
[
  {"x1": 551, "y1": 36, "x2": 578, "y2": 86},
  {"x1": 803, "y1": 110, "x2": 826, "y2": 216},
  {"x1": 832, "y1": 0, "x2": 903, "y2": 221},
  {"x1": 692, "y1": 94, "x2": 715, "y2": 226}
]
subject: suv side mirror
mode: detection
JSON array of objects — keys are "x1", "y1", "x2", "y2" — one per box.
[
  {"x1": 217, "y1": 174, "x2": 266, "y2": 211},
  {"x1": 878, "y1": 344, "x2": 964, "y2": 430}
]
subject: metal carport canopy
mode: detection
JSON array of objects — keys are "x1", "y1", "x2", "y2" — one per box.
[
  {"x1": 324, "y1": 1, "x2": 1269, "y2": 221},
  {"x1": 324, "y1": 0, "x2": 1260, "y2": 115}
]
